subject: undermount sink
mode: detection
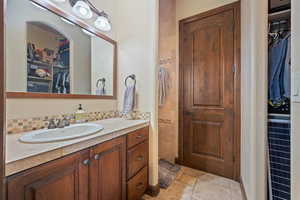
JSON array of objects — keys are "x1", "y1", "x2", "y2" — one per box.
[{"x1": 19, "y1": 123, "x2": 104, "y2": 143}]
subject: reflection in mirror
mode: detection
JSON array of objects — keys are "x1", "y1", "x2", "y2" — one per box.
[
  {"x1": 27, "y1": 22, "x2": 71, "y2": 93},
  {"x1": 6, "y1": 0, "x2": 115, "y2": 97}
]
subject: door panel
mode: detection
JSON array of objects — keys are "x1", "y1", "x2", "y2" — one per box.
[
  {"x1": 192, "y1": 121, "x2": 222, "y2": 159},
  {"x1": 90, "y1": 137, "x2": 126, "y2": 200},
  {"x1": 180, "y1": 5, "x2": 238, "y2": 179},
  {"x1": 193, "y1": 27, "x2": 223, "y2": 107}
]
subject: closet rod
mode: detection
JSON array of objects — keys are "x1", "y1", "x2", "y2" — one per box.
[{"x1": 269, "y1": 9, "x2": 291, "y2": 21}]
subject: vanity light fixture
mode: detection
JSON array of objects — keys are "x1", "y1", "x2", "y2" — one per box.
[
  {"x1": 81, "y1": 28, "x2": 96, "y2": 37},
  {"x1": 94, "y1": 14, "x2": 111, "y2": 32},
  {"x1": 72, "y1": 0, "x2": 93, "y2": 19},
  {"x1": 30, "y1": 1, "x2": 47, "y2": 11},
  {"x1": 69, "y1": 0, "x2": 112, "y2": 32}
]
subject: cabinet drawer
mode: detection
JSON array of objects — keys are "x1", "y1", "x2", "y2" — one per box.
[
  {"x1": 127, "y1": 167, "x2": 148, "y2": 200},
  {"x1": 127, "y1": 141, "x2": 148, "y2": 179},
  {"x1": 127, "y1": 127, "x2": 149, "y2": 149}
]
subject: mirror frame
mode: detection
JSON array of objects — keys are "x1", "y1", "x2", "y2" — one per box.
[{"x1": 6, "y1": 0, "x2": 117, "y2": 99}]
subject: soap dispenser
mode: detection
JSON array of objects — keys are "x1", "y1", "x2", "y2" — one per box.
[{"x1": 75, "y1": 104, "x2": 86, "y2": 123}]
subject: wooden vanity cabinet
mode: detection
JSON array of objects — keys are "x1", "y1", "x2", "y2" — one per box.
[
  {"x1": 6, "y1": 126, "x2": 149, "y2": 200},
  {"x1": 89, "y1": 136, "x2": 126, "y2": 200},
  {"x1": 7, "y1": 149, "x2": 90, "y2": 200},
  {"x1": 126, "y1": 127, "x2": 149, "y2": 200}
]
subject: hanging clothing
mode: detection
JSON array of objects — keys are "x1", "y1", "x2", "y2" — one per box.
[
  {"x1": 53, "y1": 71, "x2": 70, "y2": 94},
  {"x1": 283, "y1": 34, "x2": 291, "y2": 98},
  {"x1": 268, "y1": 32, "x2": 290, "y2": 105}
]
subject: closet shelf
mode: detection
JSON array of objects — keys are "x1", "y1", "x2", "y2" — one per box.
[
  {"x1": 269, "y1": 9, "x2": 291, "y2": 21},
  {"x1": 27, "y1": 60, "x2": 52, "y2": 68},
  {"x1": 28, "y1": 76, "x2": 52, "y2": 82}
]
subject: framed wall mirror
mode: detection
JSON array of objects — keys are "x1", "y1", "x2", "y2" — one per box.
[{"x1": 6, "y1": 0, "x2": 117, "y2": 99}]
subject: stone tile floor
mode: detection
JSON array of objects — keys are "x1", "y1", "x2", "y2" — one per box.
[{"x1": 143, "y1": 167, "x2": 243, "y2": 200}]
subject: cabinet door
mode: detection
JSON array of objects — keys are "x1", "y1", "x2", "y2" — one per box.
[
  {"x1": 7, "y1": 150, "x2": 90, "y2": 200},
  {"x1": 90, "y1": 136, "x2": 126, "y2": 200}
]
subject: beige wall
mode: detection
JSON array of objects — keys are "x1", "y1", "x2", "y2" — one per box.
[
  {"x1": 91, "y1": 38, "x2": 114, "y2": 96},
  {"x1": 240, "y1": 0, "x2": 268, "y2": 199},
  {"x1": 27, "y1": 24, "x2": 60, "y2": 55},
  {"x1": 115, "y1": 0, "x2": 159, "y2": 186},
  {"x1": 158, "y1": 0, "x2": 177, "y2": 163},
  {"x1": 291, "y1": 0, "x2": 300, "y2": 199},
  {"x1": 176, "y1": 0, "x2": 238, "y2": 20}
]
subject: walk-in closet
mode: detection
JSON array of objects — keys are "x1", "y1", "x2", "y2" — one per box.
[{"x1": 268, "y1": 0, "x2": 291, "y2": 199}]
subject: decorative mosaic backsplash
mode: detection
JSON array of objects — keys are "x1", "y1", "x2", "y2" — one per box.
[{"x1": 7, "y1": 111, "x2": 151, "y2": 134}]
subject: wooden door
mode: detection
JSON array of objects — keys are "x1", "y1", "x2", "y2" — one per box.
[
  {"x1": 7, "y1": 150, "x2": 90, "y2": 200},
  {"x1": 179, "y1": 3, "x2": 240, "y2": 179},
  {"x1": 90, "y1": 137, "x2": 126, "y2": 200}
]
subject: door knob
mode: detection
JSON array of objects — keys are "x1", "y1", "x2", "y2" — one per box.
[
  {"x1": 136, "y1": 155, "x2": 144, "y2": 161},
  {"x1": 94, "y1": 154, "x2": 100, "y2": 160},
  {"x1": 136, "y1": 135, "x2": 144, "y2": 139},
  {"x1": 83, "y1": 159, "x2": 90, "y2": 166}
]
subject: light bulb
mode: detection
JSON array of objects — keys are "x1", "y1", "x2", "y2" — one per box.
[
  {"x1": 79, "y1": 7, "x2": 88, "y2": 15},
  {"x1": 72, "y1": 1, "x2": 93, "y2": 19},
  {"x1": 94, "y1": 16, "x2": 111, "y2": 32}
]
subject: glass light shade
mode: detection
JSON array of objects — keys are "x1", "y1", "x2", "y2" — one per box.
[
  {"x1": 94, "y1": 16, "x2": 111, "y2": 32},
  {"x1": 51, "y1": 0, "x2": 66, "y2": 2},
  {"x1": 72, "y1": 1, "x2": 93, "y2": 19}
]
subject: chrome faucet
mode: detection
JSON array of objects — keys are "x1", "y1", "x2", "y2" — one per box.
[
  {"x1": 47, "y1": 119, "x2": 57, "y2": 129},
  {"x1": 47, "y1": 117, "x2": 70, "y2": 129}
]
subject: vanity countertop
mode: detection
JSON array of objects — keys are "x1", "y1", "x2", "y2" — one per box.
[{"x1": 6, "y1": 118, "x2": 149, "y2": 176}]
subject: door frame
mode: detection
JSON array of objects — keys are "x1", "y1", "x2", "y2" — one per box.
[
  {"x1": 178, "y1": 1, "x2": 241, "y2": 180},
  {"x1": 0, "y1": 0, "x2": 6, "y2": 199}
]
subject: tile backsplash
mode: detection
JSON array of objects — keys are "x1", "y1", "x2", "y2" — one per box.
[{"x1": 7, "y1": 111, "x2": 151, "y2": 134}]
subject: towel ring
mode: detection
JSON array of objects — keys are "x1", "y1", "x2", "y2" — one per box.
[
  {"x1": 96, "y1": 78, "x2": 106, "y2": 89},
  {"x1": 125, "y1": 74, "x2": 136, "y2": 87}
]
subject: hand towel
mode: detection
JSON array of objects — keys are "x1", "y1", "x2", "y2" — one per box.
[
  {"x1": 158, "y1": 67, "x2": 170, "y2": 106},
  {"x1": 123, "y1": 85, "x2": 136, "y2": 114}
]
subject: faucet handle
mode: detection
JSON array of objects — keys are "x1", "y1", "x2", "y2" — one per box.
[
  {"x1": 62, "y1": 116, "x2": 70, "y2": 127},
  {"x1": 57, "y1": 119, "x2": 66, "y2": 128},
  {"x1": 47, "y1": 119, "x2": 57, "y2": 129}
]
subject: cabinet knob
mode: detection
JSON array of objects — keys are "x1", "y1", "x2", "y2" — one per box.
[
  {"x1": 94, "y1": 154, "x2": 100, "y2": 160},
  {"x1": 136, "y1": 135, "x2": 143, "y2": 139},
  {"x1": 83, "y1": 159, "x2": 90, "y2": 166},
  {"x1": 136, "y1": 155, "x2": 144, "y2": 161}
]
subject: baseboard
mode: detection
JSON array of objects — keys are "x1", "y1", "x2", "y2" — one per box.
[
  {"x1": 239, "y1": 177, "x2": 248, "y2": 200},
  {"x1": 175, "y1": 157, "x2": 183, "y2": 165},
  {"x1": 146, "y1": 184, "x2": 160, "y2": 197}
]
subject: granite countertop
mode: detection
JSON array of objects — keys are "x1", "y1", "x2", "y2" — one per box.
[{"x1": 6, "y1": 118, "x2": 149, "y2": 176}]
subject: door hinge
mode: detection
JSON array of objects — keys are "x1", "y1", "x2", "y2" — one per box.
[{"x1": 232, "y1": 64, "x2": 237, "y2": 74}]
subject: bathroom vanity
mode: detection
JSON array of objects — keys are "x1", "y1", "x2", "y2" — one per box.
[{"x1": 6, "y1": 119, "x2": 150, "y2": 200}]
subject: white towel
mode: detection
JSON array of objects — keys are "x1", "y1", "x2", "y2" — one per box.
[
  {"x1": 158, "y1": 67, "x2": 170, "y2": 106},
  {"x1": 123, "y1": 85, "x2": 136, "y2": 114}
]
